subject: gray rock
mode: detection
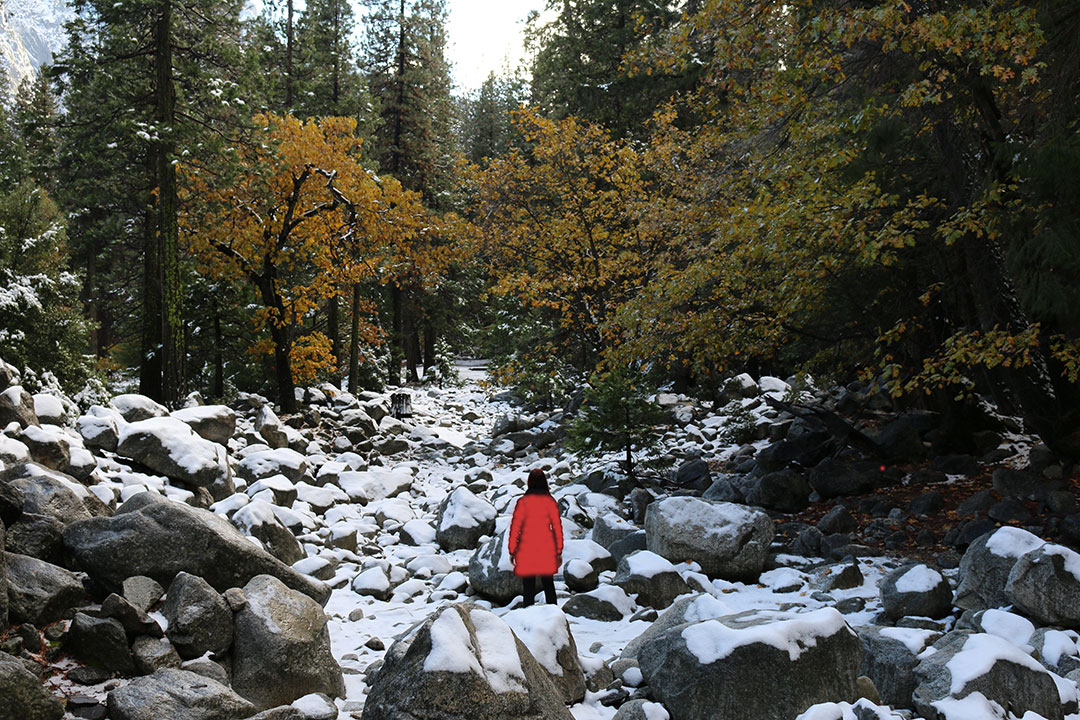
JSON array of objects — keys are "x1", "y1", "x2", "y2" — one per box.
[
  {"x1": 591, "y1": 513, "x2": 639, "y2": 550},
  {"x1": 875, "y1": 418, "x2": 928, "y2": 462},
  {"x1": 4, "y1": 552, "x2": 86, "y2": 625},
  {"x1": 673, "y1": 459, "x2": 711, "y2": 493},
  {"x1": 256, "y1": 405, "x2": 289, "y2": 449},
  {"x1": 808, "y1": 458, "x2": 883, "y2": 498},
  {"x1": 0, "y1": 526, "x2": 5, "y2": 629},
  {"x1": 613, "y1": 550, "x2": 689, "y2": 609},
  {"x1": 562, "y1": 587, "x2": 632, "y2": 622},
  {"x1": 17, "y1": 426, "x2": 70, "y2": 472},
  {"x1": 109, "y1": 394, "x2": 169, "y2": 422},
  {"x1": 131, "y1": 636, "x2": 182, "y2": 675},
  {"x1": 745, "y1": 468, "x2": 810, "y2": 512},
  {"x1": 638, "y1": 608, "x2": 862, "y2": 720},
  {"x1": 954, "y1": 527, "x2": 1045, "y2": 612},
  {"x1": 912, "y1": 631, "x2": 1063, "y2": 720},
  {"x1": 122, "y1": 576, "x2": 165, "y2": 613},
  {"x1": 0, "y1": 650, "x2": 64, "y2": 720},
  {"x1": 77, "y1": 406, "x2": 122, "y2": 452},
  {"x1": 65, "y1": 612, "x2": 135, "y2": 674},
  {"x1": 162, "y1": 572, "x2": 233, "y2": 659},
  {"x1": 560, "y1": 539, "x2": 614, "y2": 593},
  {"x1": 0, "y1": 386, "x2": 39, "y2": 428},
  {"x1": 232, "y1": 500, "x2": 304, "y2": 565},
  {"x1": 249, "y1": 708, "x2": 306, "y2": 720},
  {"x1": 181, "y1": 656, "x2": 231, "y2": 685},
  {"x1": 858, "y1": 625, "x2": 940, "y2": 707},
  {"x1": 645, "y1": 497, "x2": 773, "y2": 580},
  {"x1": 468, "y1": 532, "x2": 519, "y2": 605},
  {"x1": 232, "y1": 575, "x2": 344, "y2": 711},
  {"x1": 702, "y1": 474, "x2": 743, "y2": 503},
  {"x1": 361, "y1": 603, "x2": 573, "y2": 720},
  {"x1": 236, "y1": 449, "x2": 309, "y2": 484},
  {"x1": 1006, "y1": 544, "x2": 1080, "y2": 628},
  {"x1": 503, "y1": 606, "x2": 586, "y2": 704},
  {"x1": 117, "y1": 417, "x2": 231, "y2": 489},
  {"x1": 171, "y1": 405, "x2": 237, "y2": 445},
  {"x1": 5, "y1": 462, "x2": 93, "y2": 527},
  {"x1": 612, "y1": 700, "x2": 671, "y2": 720},
  {"x1": 62, "y1": 493, "x2": 330, "y2": 605},
  {"x1": 1031, "y1": 627, "x2": 1080, "y2": 675},
  {"x1": 621, "y1": 594, "x2": 733, "y2": 661},
  {"x1": 4, "y1": 512, "x2": 65, "y2": 566},
  {"x1": 879, "y1": 563, "x2": 952, "y2": 620},
  {"x1": 818, "y1": 505, "x2": 858, "y2": 535},
  {"x1": 106, "y1": 668, "x2": 255, "y2": 720},
  {"x1": 290, "y1": 693, "x2": 338, "y2": 720},
  {"x1": 435, "y1": 487, "x2": 496, "y2": 552},
  {"x1": 0, "y1": 480, "x2": 23, "y2": 526},
  {"x1": 607, "y1": 531, "x2": 648, "y2": 563},
  {"x1": 101, "y1": 593, "x2": 163, "y2": 638}
]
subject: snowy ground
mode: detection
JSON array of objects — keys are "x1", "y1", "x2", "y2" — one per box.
[{"x1": 315, "y1": 361, "x2": 905, "y2": 719}]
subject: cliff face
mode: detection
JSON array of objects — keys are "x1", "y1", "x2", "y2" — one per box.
[{"x1": 1, "y1": 0, "x2": 72, "y2": 99}]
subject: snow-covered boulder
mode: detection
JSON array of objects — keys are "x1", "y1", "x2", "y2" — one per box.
[
  {"x1": 255, "y1": 405, "x2": 291, "y2": 449},
  {"x1": 361, "y1": 603, "x2": 573, "y2": 720},
  {"x1": 592, "y1": 512, "x2": 639, "y2": 550},
  {"x1": 117, "y1": 417, "x2": 231, "y2": 489},
  {"x1": 78, "y1": 405, "x2": 124, "y2": 452},
  {"x1": 612, "y1": 700, "x2": 672, "y2": 720},
  {"x1": 236, "y1": 448, "x2": 309, "y2": 484},
  {"x1": 0, "y1": 386, "x2": 38, "y2": 428},
  {"x1": 62, "y1": 493, "x2": 330, "y2": 605},
  {"x1": 162, "y1": 572, "x2": 233, "y2": 660},
  {"x1": 351, "y1": 565, "x2": 392, "y2": 600},
  {"x1": 879, "y1": 563, "x2": 952, "y2": 620},
  {"x1": 0, "y1": 650, "x2": 64, "y2": 720},
  {"x1": 231, "y1": 574, "x2": 344, "y2": 711},
  {"x1": 4, "y1": 551, "x2": 86, "y2": 625},
  {"x1": 17, "y1": 424, "x2": 71, "y2": 471},
  {"x1": 246, "y1": 474, "x2": 297, "y2": 506},
  {"x1": 562, "y1": 585, "x2": 635, "y2": 622},
  {"x1": 954, "y1": 526, "x2": 1045, "y2": 612},
  {"x1": 339, "y1": 408, "x2": 378, "y2": 438},
  {"x1": 293, "y1": 481, "x2": 348, "y2": 514},
  {"x1": 468, "y1": 529, "x2": 519, "y2": 605},
  {"x1": 6, "y1": 462, "x2": 97, "y2": 527},
  {"x1": 32, "y1": 393, "x2": 67, "y2": 426},
  {"x1": 436, "y1": 486, "x2": 497, "y2": 551},
  {"x1": 560, "y1": 538, "x2": 615, "y2": 592},
  {"x1": 637, "y1": 608, "x2": 862, "y2": 720},
  {"x1": 857, "y1": 625, "x2": 940, "y2": 707},
  {"x1": 1006, "y1": 543, "x2": 1080, "y2": 628},
  {"x1": 613, "y1": 550, "x2": 690, "y2": 609},
  {"x1": 110, "y1": 393, "x2": 169, "y2": 422},
  {"x1": 622, "y1": 594, "x2": 733, "y2": 661},
  {"x1": 503, "y1": 605, "x2": 585, "y2": 704},
  {"x1": 645, "y1": 497, "x2": 773, "y2": 580},
  {"x1": 912, "y1": 631, "x2": 1064, "y2": 720},
  {"x1": 171, "y1": 405, "x2": 236, "y2": 446},
  {"x1": 335, "y1": 468, "x2": 413, "y2": 504},
  {"x1": 795, "y1": 699, "x2": 907, "y2": 720},
  {"x1": 106, "y1": 668, "x2": 255, "y2": 720},
  {"x1": 0, "y1": 434, "x2": 30, "y2": 466}
]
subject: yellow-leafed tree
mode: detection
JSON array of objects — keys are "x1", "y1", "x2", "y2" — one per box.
[{"x1": 181, "y1": 113, "x2": 426, "y2": 411}]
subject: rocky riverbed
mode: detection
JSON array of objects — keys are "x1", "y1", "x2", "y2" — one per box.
[{"x1": 1, "y1": 357, "x2": 1079, "y2": 720}]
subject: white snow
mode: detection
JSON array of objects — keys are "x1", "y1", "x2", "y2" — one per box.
[
  {"x1": 423, "y1": 607, "x2": 526, "y2": 694},
  {"x1": 879, "y1": 627, "x2": 939, "y2": 654},
  {"x1": 977, "y1": 609, "x2": 1034, "y2": 651},
  {"x1": 439, "y1": 486, "x2": 496, "y2": 531},
  {"x1": 109, "y1": 393, "x2": 168, "y2": 419},
  {"x1": 682, "y1": 608, "x2": 852, "y2": 664},
  {"x1": 625, "y1": 550, "x2": 677, "y2": 578},
  {"x1": 1039, "y1": 629, "x2": 1077, "y2": 668},
  {"x1": 33, "y1": 393, "x2": 65, "y2": 421},
  {"x1": 796, "y1": 699, "x2": 906, "y2": 720},
  {"x1": 503, "y1": 605, "x2": 572, "y2": 676},
  {"x1": 118, "y1": 417, "x2": 227, "y2": 477},
  {"x1": 946, "y1": 633, "x2": 1048, "y2": 696},
  {"x1": 930, "y1": 691, "x2": 1009, "y2": 720},
  {"x1": 650, "y1": 496, "x2": 763, "y2": 543},
  {"x1": 984, "y1": 526, "x2": 1045, "y2": 559},
  {"x1": 1042, "y1": 544, "x2": 1080, "y2": 583},
  {"x1": 894, "y1": 564, "x2": 944, "y2": 594}
]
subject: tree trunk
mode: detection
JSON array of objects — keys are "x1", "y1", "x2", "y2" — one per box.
[
  {"x1": 423, "y1": 323, "x2": 436, "y2": 372},
  {"x1": 391, "y1": 0, "x2": 406, "y2": 176},
  {"x1": 388, "y1": 283, "x2": 403, "y2": 386},
  {"x1": 86, "y1": 250, "x2": 99, "y2": 356},
  {"x1": 404, "y1": 294, "x2": 420, "y2": 383},
  {"x1": 140, "y1": 152, "x2": 163, "y2": 402},
  {"x1": 348, "y1": 283, "x2": 361, "y2": 394},
  {"x1": 328, "y1": 294, "x2": 342, "y2": 386},
  {"x1": 213, "y1": 307, "x2": 224, "y2": 399},
  {"x1": 258, "y1": 272, "x2": 296, "y2": 413}
]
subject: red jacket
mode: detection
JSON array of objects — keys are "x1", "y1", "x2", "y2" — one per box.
[{"x1": 508, "y1": 493, "x2": 563, "y2": 577}]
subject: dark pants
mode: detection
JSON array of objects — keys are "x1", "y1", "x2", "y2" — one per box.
[{"x1": 521, "y1": 575, "x2": 556, "y2": 606}]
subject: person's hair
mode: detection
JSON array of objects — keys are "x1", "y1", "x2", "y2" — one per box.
[{"x1": 525, "y1": 468, "x2": 549, "y2": 495}]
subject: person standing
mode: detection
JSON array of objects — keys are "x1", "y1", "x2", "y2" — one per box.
[{"x1": 508, "y1": 468, "x2": 563, "y2": 606}]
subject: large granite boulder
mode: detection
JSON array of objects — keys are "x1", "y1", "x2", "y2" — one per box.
[
  {"x1": 879, "y1": 563, "x2": 953, "y2": 620},
  {"x1": 436, "y1": 486, "x2": 497, "y2": 551},
  {"x1": 645, "y1": 497, "x2": 773, "y2": 580},
  {"x1": 77, "y1": 405, "x2": 124, "y2": 452},
  {"x1": 1006, "y1": 543, "x2": 1080, "y2": 628},
  {"x1": 17, "y1": 425, "x2": 71, "y2": 472},
  {"x1": 106, "y1": 668, "x2": 255, "y2": 720},
  {"x1": 858, "y1": 625, "x2": 941, "y2": 707},
  {"x1": 231, "y1": 500, "x2": 304, "y2": 565},
  {"x1": 0, "y1": 527, "x2": 5, "y2": 629},
  {"x1": 954, "y1": 527, "x2": 1044, "y2": 612},
  {"x1": 117, "y1": 417, "x2": 231, "y2": 489},
  {"x1": 637, "y1": 608, "x2": 862, "y2": 720},
  {"x1": 0, "y1": 386, "x2": 39, "y2": 428},
  {"x1": 236, "y1": 449, "x2": 309, "y2": 484},
  {"x1": 503, "y1": 605, "x2": 586, "y2": 704},
  {"x1": 4, "y1": 552, "x2": 86, "y2": 625},
  {"x1": 171, "y1": 405, "x2": 237, "y2": 445},
  {"x1": 912, "y1": 631, "x2": 1064, "y2": 720},
  {"x1": 231, "y1": 575, "x2": 344, "y2": 711},
  {"x1": 621, "y1": 594, "x2": 733, "y2": 661},
  {"x1": 62, "y1": 493, "x2": 330, "y2": 604},
  {"x1": 162, "y1": 572, "x2": 233, "y2": 659},
  {"x1": 361, "y1": 603, "x2": 573, "y2": 720},
  {"x1": 468, "y1": 529, "x2": 520, "y2": 605},
  {"x1": 0, "y1": 650, "x2": 64, "y2": 720},
  {"x1": 613, "y1": 550, "x2": 690, "y2": 609},
  {"x1": 4, "y1": 462, "x2": 95, "y2": 527},
  {"x1": 66, "y1": 612, "x2": 136, "y2": 674},
  {"x1": 109, "y1": 394, "x2": 169, "y2": 422}
]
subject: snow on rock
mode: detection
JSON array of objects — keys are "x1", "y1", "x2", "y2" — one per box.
[
  {"x1": 170, "y1": 405, "x2": 236, "y2": 445},
  {"x1": 32, "y1": 393, "x2": 66, "y2": 425},
  {"x1": 116, "y1": 417, "x2": 231, "y2": 489},
  {"x1": 644, "y1": 496, "x2": 773, "y2": 580},
  {"x1": 955, "y1": 527, "x2": 1046, "y2": 612},
  {"x1": 1006, "y1": 543, "x2": 1080, "y2": 628},
  {"x1": 236, "y1": 448, "x2": 309, "y2": 484},
  {"x1": 796, "y1": 699, "x2": 908, "y2": 720},
  {"x1": 502, "y1": 605, "x2": 586, "y2": 703},
  {"x1": 109, "y1": 393, "x2": 169, "y2": 422},
  {"x1": 363, "y1": 603, "x2": 572, "y2": 720},
  {"x1": 77, "y1": 405, "x2": 124, "y2": 452},
  {"x1": 880, "y1": 563, "x2": 952, "y2": 620},
  {"x1": 0, "y1": 385, "x2": 38, "y2": 428},
  {"x1": 436, "y1": 486, "x2": 497, "y2": 551},
  {"x1": 613, "y1": 550, "x2": 689, "y2": 609},
  {"x1": 971, "y1": 609, "x2": 1035, "y2": 652},
  {"x1": 335, "y1": 468, "x2": 413, "y2": 504}
]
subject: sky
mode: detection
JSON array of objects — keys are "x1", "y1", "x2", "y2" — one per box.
[{"x1": 443, "y1": 0, "x2": 546, "y2": 93}]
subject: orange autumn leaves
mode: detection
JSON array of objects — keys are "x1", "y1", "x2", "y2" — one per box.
[{"x1": 181, "y1": 114, "x2": 447, "y2": 384}]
